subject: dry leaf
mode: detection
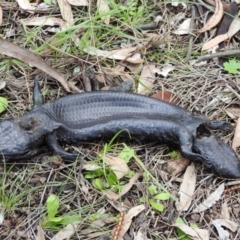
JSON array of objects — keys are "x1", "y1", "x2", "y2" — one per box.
[
  {"x1": 201, "y1": 33, "x2": 228, "y2": 51},
  {"x1": 104, "y1": 155, "x2": 130, "y2": 180},
  {"x1": 104, "y1": 172, "x2": 142, "y2": 201},
  {"x1": 97, "y1": 0, "x2": 110, "y2": 25},
  {"x1": 116, "y1": 172, "x2": 142, "y2": 198},
  {"x1": 171, "y1": 1, "x2": 187, "y2": 8},
  {"x1": 0, "y1": 81, "x2": 6, "y2": 90},
  {"x1": 51, "y1": 223, "x2": 79, "y2": 240},
  {"x1": 0, "y1": 38, "x2": 70, "y2": 91},
  {"x1": 221, "y1": 202, "x2": 230, "y2": 220},
  {"x1": 225, "y1": 108, "x2": 240, "y2": 120},
  {"x1": 116, "y1": 205, "x2": 145, "y2": 239},
  {"x1": 232, "y1": 114, "x2": 240, "y2": 151},
  {"x1": 154, "y1": 64, "x2": 175, "y2": 77},
  {"x1": 176, "y1": 163, "x2": 196, "y2": 211},
  {"x1": 37, "y1": 226, "x2": 46, "y2": 240},
  {"x1": 67, "y1": 0, "x2": 88, "y2": 6},
  {"x1": 172, "y1": 224, "x2": 209, "y2": 240},
  {"x1": 202, "y1": 18, "x2": 240, "y2": 51},
  {"x1": 0, "y1": 6, "x2": 2, "y2": 26},
  {"x1": 212, "y1": 221, "x2": 230, "y2": 240},
  {"x1": 166, "y1": 158, "x2": 190, "y2": 175},
  {"x1": 228, "y1": 18, "x2": 240, "y2": 38},
  {"x1": 212, "y1": 219, "x2": 238, "y2": 232},
  {"x1": 16, "y1": 0, "x2": 35, "y2": 12},
  {"x1": 137, "y1": 64, "x2": 156, "y2": 95},
  {"x1": 0, "y1": 208, "x2": 4, "y2": 225},
  {"x1": 82, "y1": 163, "x2": 101, "y2": 171},
  {"x1": 83, "y1": 46, "x2": 143, "y2": 63},
  {"x1": 152, "y1": 91, "x2": 180, "y2": 105},
  {"x1": 193, "y1": 183, "x2": 224, "y2": 213},
  {"x1": 57, "y1": 0, "x2": 74, "y2": 27},
  {"x1": 21, "y1": 17, "x2": 67, "y2": 29},
  {"x1": 198, "y1": 0, "x2": 223, "y2": 33},
  {"x1": 173, "y1": 18, "x2": 191, "y2": 35}
]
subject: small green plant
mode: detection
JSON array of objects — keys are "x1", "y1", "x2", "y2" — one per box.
[
  {"x1": 41, "y1": 194, "x2": 80, "y2": 230},
  {"x1": 173, "y1": 217, "x2": 198, "y2": 240},
  {"x1": 140, "y1": 185, "x2": 171, "y2": 212},
  {"x1": 167, "y1": 150, "x2": 182, "y2": 159},
  {"x1": 0, "y1": 97, "x2": 8, "y2": 113},
  {"x1": 224, "y1": 59, "x2": 240, "y2": 74},
  {"x1": 83, "y1": 131, "x2": 175, "y2": 212}
]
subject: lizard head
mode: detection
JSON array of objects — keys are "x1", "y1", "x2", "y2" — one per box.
[
  {"x1": 0, "y1": 111, "x2": 61, "y2": 160},
  {"x1": 193, "y1": 123, "x2": 240, "y2": 179}
]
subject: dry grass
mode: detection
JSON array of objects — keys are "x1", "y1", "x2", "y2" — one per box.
[{"x1": 0, "y1": 0, "x2": 240, "y2": 239}]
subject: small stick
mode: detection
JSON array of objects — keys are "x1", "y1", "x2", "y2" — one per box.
[{"x1": 196, "y1": 50, "x2": 240, "y2": 62}]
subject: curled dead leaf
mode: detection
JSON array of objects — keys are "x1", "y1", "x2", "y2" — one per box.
[
  {"x1": 201, "y1": 33, "x2": 228, "y2": 51},
  {"x1": 151, "y1": 91, "x2": 180, "y2": 105},
  {"x1": 83, "y1": 46, "x2": 143, "y2": 64},
  {"x1": 21, "y1": 17, "x2": 67, "y2": 29},
  {"x1": 198, "y1": 0, "x2": 223, "y2": 33},
  {"x1": 176, "y1": 163, "x2": 196, "y2": 211},
  {"x1": 137, "y1": 64, "x2": 156, "y2": 95},
  {"x1": 193, "y1": 183, "x2": 224, "y2": 213},
  {"x1": 16, "y1": 0, "x2": 35, "y2": 12},
  {"x1": 166, "y1": 158, "x2": 191, "y2": 175},
  {"x1": 0, "y1": 38, "x2": 70, "y2": 91},
  {"x1": 57, "y1": 0, "x2": 74, "y2": 27}
]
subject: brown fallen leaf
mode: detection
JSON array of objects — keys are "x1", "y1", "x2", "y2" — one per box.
[
  {"x1": 232, "y1": 114, "x2": 240, "y2": 151},
  {"x1": 21, "y1": 17, "x2": 67, "y2": 29},
  {"x1": 212, "y1": 219, "x2": 238, "y2": 232},
  {"x1": 0, "y1": 6, "x2": 2, "y2": 26},
  {"x1": 67, "y1": 0, "x2": 88, "y2": 6},
  {"x1": 51, "y1": 223, "x2": 79, "y2": 240},
  {"x1": 37, "y1": 226, "x2": 46, "y2": 240},
  {"x1": 225, "y1": 107, "x2": 240, "y2": 120},
  {"x1": 137, "y1": 64, "x2": 156, "y2": 95},
  {"x1": 103, "y1": 172, "x2": 142, "y2": 201},
  {"x1": 97, "y1": 0, "x2": 110, "y2": 25},
  {"x1": 201, "y1": 33, "x2": 228, "y2": 51},
  {"x1": 57, "y1": 0, "x2": 74, "y2": 27},
  {"x1": 202, "y1": 18, "x2": 240, "y2": 51},
  {"x1": 104, "y1": 155, "x2": 130, "y2": 180},
  {"x1": 16, "y1": 0, "x2": 35, "y2": 12},
  {"x1": 114, "y1": 205, "x2": 145, "y2": 239},
  {"x1": 173, "y1": 18, "x2": 191, "y2": 35},
  {"x1": 167, "y1": 158, "x2": 191, "y2": 176},
  {"x1": 176, "y1": 163, "x2": 196, "y2": 211},
  {"x1": 152, "y1": 91, "x2": 180, "y2": 105},
  {"x1": 0, "y1": 38, "x2": 70, "y2": 91},
  {"x1": 221, "y1": 202, "x2": 230, "y2": 219},
  {"x1": 193, "y1": 183, "x2": 224, "y2": 213},
  {"x1": 198, "y1": 0, "x2": 223, "y2": 33},
  {"x1": 83, "y1": 46, "x2": 143, "y2": 64},
  {"x1": 172, "y1": 224, "x2": 209, "y2": 240}
]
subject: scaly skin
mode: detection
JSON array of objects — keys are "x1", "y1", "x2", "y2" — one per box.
[{"x1": 0, "y1": 79, "x2": 239, "y2": 178}]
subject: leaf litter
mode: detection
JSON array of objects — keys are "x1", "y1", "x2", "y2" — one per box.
[{"x1": 1, "y1": 0, "x2": 240, "y2": 239}]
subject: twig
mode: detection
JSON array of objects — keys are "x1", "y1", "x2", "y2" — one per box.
[
  {"x1": 196, "y1": 50, "x2": 240, "y2": 62},
  {"x1": 186, "y1": 5, "x2": 196, "y2": 59},
  {"x1": 225, "y1": 83, "x2": 240, "y2": 101}
]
